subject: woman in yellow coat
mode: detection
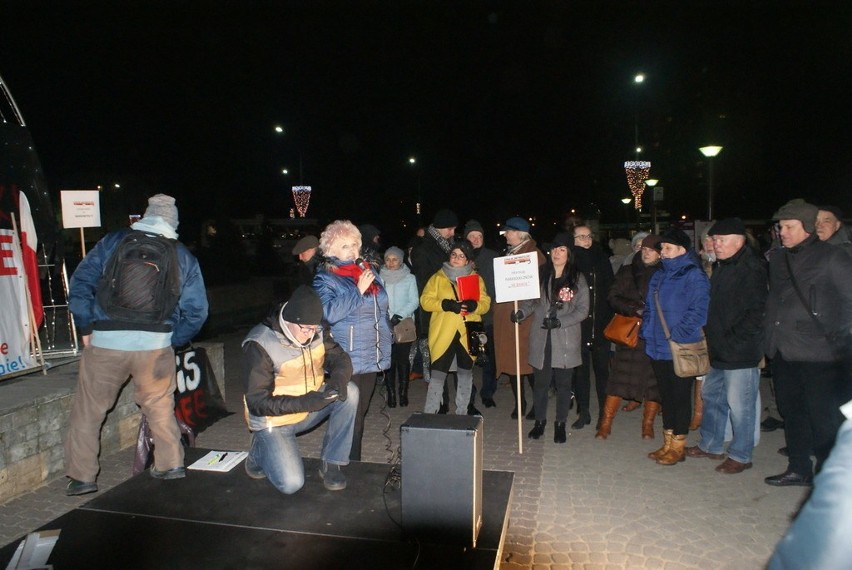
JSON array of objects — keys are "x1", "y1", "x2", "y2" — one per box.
[{"x1": 420, "y1": 240, "x2": 491, "y2": 415}]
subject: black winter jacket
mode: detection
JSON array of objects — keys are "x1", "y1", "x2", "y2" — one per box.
[{"x1": 706, "y1": 244, "x2": 767, "y2": 369}]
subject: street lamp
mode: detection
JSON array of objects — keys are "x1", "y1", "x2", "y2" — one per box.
[
  {"x1": 633, "y1": 73, "x2": 645, "y2": 159},
  {"x1": 645, "y1": 178, "x2": 659, "y2": 233},
  {"x1": 699, "y1": 145, "x2": 723, "y2": 220},
  {"x1": 408, "y1": 156, "x2": 421, "y2": 224},
  {"x1": 621, "y1": 197, "x2": 632, "y2": 230}
]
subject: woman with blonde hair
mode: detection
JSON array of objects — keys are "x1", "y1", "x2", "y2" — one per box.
[{"x1": 313, "y1": 220, "x2": 392, "y2": 461}]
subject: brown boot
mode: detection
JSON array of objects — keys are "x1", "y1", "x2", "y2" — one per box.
[
  {"x1": 689, "y1": 378, "x2": 704, "y2": 430},
  {"x1": 642, "y1": 401, "x2": 661, "y2": 440},
  {"x1": 656, "y1": 434, "x2": 687, "y2": 465},
  {"x1": 595, "y1": 395, "x2": 621, "y2": 440},
  {"x1": 648, "y1": 429, "x2": 673, "y2": 460}
]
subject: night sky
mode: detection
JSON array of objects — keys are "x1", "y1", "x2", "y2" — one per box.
[{"x1": 2, "y1": 2, "x2": 850, "y2": 244}]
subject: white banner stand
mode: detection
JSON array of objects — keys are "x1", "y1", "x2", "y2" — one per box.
[{"x1": 493, "y1": 252, "x2": 540, "y2": 454}]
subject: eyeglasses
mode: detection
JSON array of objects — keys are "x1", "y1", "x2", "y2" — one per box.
[
  {"x1": 574, "y1": 234, "x2": 593, "y2": 241},
  {"x1": 450, "y1": 252, "x2": 467, "y2": 259},
  {"x1": 298, "y1": 324, "x2": 322, "y2": 335}
]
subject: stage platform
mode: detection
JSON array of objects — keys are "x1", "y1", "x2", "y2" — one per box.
[{"x1": 1, "y1": 448, "x2": 513, "y2": 569}]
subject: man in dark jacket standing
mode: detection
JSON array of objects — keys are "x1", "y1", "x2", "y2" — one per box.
[
  {"x1": 572, "y1": 225, "x2": 615, "y2": 429},
  {"x1": 686, "y1": 218, "x2": 767, "y2": 474},
  {"x1": 763, "y1": 200, "x2": 852, "y2": 487},
  {"x1": 465, "y1": 219, "x2": 499, "y2": 408}
]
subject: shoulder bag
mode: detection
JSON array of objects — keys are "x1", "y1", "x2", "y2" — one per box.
[
  {"x1": 393, "y1": 317, "x2": 417, "y2": 343},
  {"x1": 604, "y1": 313, "x2": 642, "y2": 348},
  {"x1": 654, "y1": 291, "x2": 710, "y2": 377}
]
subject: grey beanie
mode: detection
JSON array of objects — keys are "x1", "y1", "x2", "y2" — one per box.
[
  {"x1": 143, "y1": 194, "x2": 179, "y2": 230},
  {"x1": 464, "y1": 219, "x2": 485, "y2": 237},
  {"x1": 772, "y1": 199, "x2": 818, "y2": 233},
  {"x1": 384, "y1": 246, "x2": 405, "y2": 261}
]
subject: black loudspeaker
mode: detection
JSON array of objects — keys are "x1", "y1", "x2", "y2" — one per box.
[{"x1": 400, "y1": 414, "x2": 483, "y2": 547}]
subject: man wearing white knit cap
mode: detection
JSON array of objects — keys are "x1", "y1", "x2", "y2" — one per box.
[{"x1": 65, "y1": 193, "x2": 208, "y2": 495}]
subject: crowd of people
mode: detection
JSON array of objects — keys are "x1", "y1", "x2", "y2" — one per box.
[{"x1": 62, "y1": 194, "x2": 851, "y2": 565}]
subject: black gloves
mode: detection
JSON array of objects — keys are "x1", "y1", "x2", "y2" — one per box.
[
  {"x1": 441, "y1": 299, "x2": 463, "y2": 313},
  {"x1": 390, "y1": 314, "x2": 402, "y2": 327},
  {"x1": 273, "y1": 391, "x2": 335, "y2": 415},
  {"x1": 542, "y1": 317, "x2": 561, "y2": 330},
  {"x1": 510, "y1": 310, "x2": 524, "y2": 323},
  {"x1": 461, "y1": 300, "x2": 477, "y2": 313},
  {"x1": 324, "y1": 376, "x2": 348, "y2": 402}
]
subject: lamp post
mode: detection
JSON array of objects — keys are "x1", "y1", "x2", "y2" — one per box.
[
  {"x1": 645, "y1": 178, "x2": 659, "y2": 233},
  {"x1": 699, "y1": 145, "x2": 723, "y2": 221},
  {"x1": 408, "y1": 156, "x2": 421, "y2": 225},
  {"x1": 621, "y1": 197, "x2": 632, "y2": 231}
]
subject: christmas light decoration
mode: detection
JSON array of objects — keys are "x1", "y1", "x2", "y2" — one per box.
[
  {"x1": 291, "y1": 186, "x2": 312, "y2": 217},
  {"x1": 624, "y1": 161, "x2": 651, "y2": 210}
]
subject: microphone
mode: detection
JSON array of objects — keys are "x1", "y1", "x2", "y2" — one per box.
[{"x1": 355, "y1": 258, "x2": 371, "y2": 272}]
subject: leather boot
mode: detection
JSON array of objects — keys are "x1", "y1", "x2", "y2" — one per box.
[
  {"x1": 595, "y1": 395, "x2": 621, "y2": 439},
  {"x1": 642, "y1": 401, "x2": 661, "y2": 440},
  {"x1": 554, "y1": 422, "x2": 567, "y2": 444},
  {"x1": 648, "y1": 429, "x2": 673, "y2": 460},
  {"x1": 689, "y1": 378, "x2": 703, "y2": 430},
  {"x1": 528, "y1": 420, "x2": 546, "y2": 440},
  {"x1": 656, "y1": 434, "x2": 687, "y2": 465},
  {"x1": 398, "y1": 378, "x2": 409, "y2": 407},
  {"x1": 384, "y1": 373, "x2": 396, "y2": 408}
]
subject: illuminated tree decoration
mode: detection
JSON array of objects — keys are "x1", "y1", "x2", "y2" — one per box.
[
  {"x1": 291, "y1": 186, "x2": 312, "y2": 217},
  {"x1": 624, "y1": 161, "x2": 651, "y2": 210}
]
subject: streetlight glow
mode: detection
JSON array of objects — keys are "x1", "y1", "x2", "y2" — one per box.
[
  {"x1": 634, "y1": 73, "x2": 645, "y2": 83},
  {"x1": 645, "y1": 178, "x2": 659, "y2": 187},
  {"x1": 281, "y1": 168, "x2": 289, "y2": 175},
  {"x1": 274, "y1": 125, "x2": 284, "y2": 133},
  {"x1": 408, "y1": 157, "x2": 416, "y2": 165},
  {"x1": 621, "y1": 197, "x2": 632, "y2": 205},
  {"x1": 699, "y1": 145, "x2": 723, "y2": 158}
]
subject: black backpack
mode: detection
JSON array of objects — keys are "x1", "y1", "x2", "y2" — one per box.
[{"x1": 96, "y1": 230, "x2": 181, "y2": 325}]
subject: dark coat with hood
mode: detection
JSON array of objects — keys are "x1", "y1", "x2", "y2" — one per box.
[
  {"x1": 606, "y1": 253, "x2": 661, "y2": 401},
  {"x1": 706, "y1": 243, "x2": 767, "y2": 369}
]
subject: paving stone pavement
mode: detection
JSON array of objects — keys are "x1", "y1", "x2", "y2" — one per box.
[{"x1": 1, "y1": 327, "x2": 809, "y2": 568}]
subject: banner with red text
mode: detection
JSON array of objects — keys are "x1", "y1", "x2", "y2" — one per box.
[{"x1": 0, "y1": 187, "x2": 38, "y2": 378}]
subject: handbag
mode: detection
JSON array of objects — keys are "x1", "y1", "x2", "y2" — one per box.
[
  {"x1": 604, "y1": 313, "x2": 642, "y2": 348},
  {"x1": 393, "y1": 317, "x2": 417, "y2": 343},
  {"x1": 654, "y1": 291, "x2": 710, "y2": 378},
  {"x1": 451, "y1": 281, "x2": 489, "y2": 359}
]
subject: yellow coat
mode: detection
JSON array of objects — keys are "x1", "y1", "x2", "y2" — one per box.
[{"x1": 420, "y1": 269, "x2": 491, "y2": 363}]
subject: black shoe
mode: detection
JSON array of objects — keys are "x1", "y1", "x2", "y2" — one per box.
[
  {"x1": 438, "y1": 402, "x2": 449, "y2": 414},
  {"x1": 764, "y1": 470, "x2": 813, "y2": 487},
  {"x1": 571, "y1": 412, "x2": 591, "y2": 430},
  {"x1": 554, "y1": 422, "x2": 567, "y2": 444},
  {"x1": 482, "y1": 398, "x2": 496, "y2": 408},
  {"x1": 761, "y1": 417, "x2": 784, "y2": 432},
  {"x1": 777, "y1": 446, "x2": 789, "y2": 457},
  {"x1": 528, "y1": 420, "x2": 546, "y2": 439},
  {"x1": 65, "y1": 478, "x2": 98, "y2": 496},
  {"x1": 525, "y1": 409, "x2": 536, "y2": 420},
  {"x1": 467, "y1": 404, "x2": 482, "y2": 416},
  {"x1": 511, "y1": 401, "x2": 527, "y2": 419}
]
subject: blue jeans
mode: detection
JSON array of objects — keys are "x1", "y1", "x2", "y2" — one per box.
[
  {"x1": 698, "y1": 367, "x2": 759, "y2": 463},
  {"x1": 247, "y1": 382, "x2": 358, "y2": 494}
]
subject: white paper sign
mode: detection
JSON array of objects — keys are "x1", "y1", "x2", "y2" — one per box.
[
  {"x1": 493, "y1": 252, "x2": 540, "y2": 303},
  {"x1": 60, "y1": 190, "x2": 101, "y2": 229}
]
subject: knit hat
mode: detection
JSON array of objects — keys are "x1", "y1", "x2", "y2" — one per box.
[
  {"x1": 143, "y1": 194, "x2": 179, "y2": 230},
  {"x1": 281, "y1": 285, "x2": 324, "y2": 326},
  {"x1": 464, "y1": 219, "x2": 484, "y2": 237},
  {"x1": 450, "y1": 239, "x2": 475, "y2": 261},
  {"x1": 640, "y1": 234, "x2": 663, "y2": 250},
  {"x1": 707, "y1": 217, "x2": 746, "y2": 236},
  {"x1": 503, "y1": 216, "x2": 530, "y2": 232},
  {"x1": 384, "y1": 246, "x2": 405, "y2": 261},
  {"x1": 292, "y1": 235, "x2": 319, "y2": 255},
  {"x1": 659, "y1": 228, "x2": 692, "y2": 250},
  {"x1": 818, "y1": 205, "x2": 844, "y2": 220},
  {"x1": 550, "y1": 232, "x2": 573, "y2": 249},
  {"x1": 358, "y1": 224, "x2": 381, "y2": 245},
  {"x1": 772, "y1": 199, "x2": 818, "y2": 233},
  {"x1": 631, "y1": 231, "x2": 649, "y2": 249},
  {"x1": 432, "y1": 209, "x2": 459, "y2": 229}
]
